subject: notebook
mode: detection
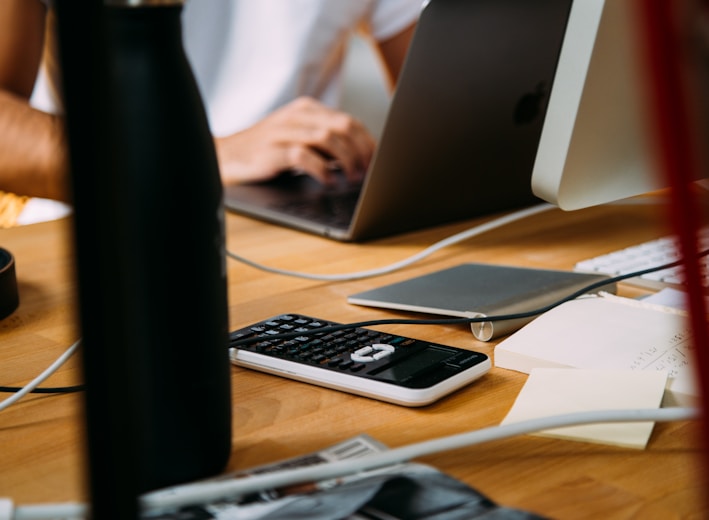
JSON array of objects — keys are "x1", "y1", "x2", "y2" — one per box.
[{"x1": 223, "y1": 0, "x2": 573, "y2": 241}]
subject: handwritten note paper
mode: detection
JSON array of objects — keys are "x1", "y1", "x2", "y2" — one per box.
[{"x1": 494, "y1": 294, "x2": 698, "y2": 406}]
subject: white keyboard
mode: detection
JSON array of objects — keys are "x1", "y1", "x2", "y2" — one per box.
[{"x1": 574, "y1": 228, "x2": 709, "y2": 291}]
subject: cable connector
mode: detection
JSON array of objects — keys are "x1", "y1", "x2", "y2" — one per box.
[{"x1": 0, "y1": 499, "x2": 14, "y2": 520}]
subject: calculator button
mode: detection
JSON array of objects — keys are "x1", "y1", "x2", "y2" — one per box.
[
  {"x1": 351, "y1": 343, "x2": 395, "y2": 363},
  {"x1": 351, "y1": 354, "x2": 373, "y2": 362}
]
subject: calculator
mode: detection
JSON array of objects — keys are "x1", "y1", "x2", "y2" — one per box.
[{"x1": 228, "y1": 314, "x2": 490, "y2": 407}]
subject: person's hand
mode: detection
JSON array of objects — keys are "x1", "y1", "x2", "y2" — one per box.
[{"x1": 214, "y1": 96, "x2": 376, "y2": 185}]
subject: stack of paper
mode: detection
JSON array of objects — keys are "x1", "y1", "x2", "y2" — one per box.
[{"x1": 494, "y1": 293, "x2": 698, "y2": 406}]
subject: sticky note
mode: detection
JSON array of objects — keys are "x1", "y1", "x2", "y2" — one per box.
[{"x1": 501, "y1": 368, "x2": 669, "y2": 449}]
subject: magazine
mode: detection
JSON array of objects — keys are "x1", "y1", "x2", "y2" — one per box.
[{"x1": 143, "y1": 435, "x2": 546, "y2": 520}]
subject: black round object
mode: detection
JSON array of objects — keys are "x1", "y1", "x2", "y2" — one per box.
[{"x1": 0, "y1": 248, "x2": 19, "y2": 320}]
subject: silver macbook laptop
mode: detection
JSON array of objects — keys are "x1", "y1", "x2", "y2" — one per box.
[{"x1": 223, "y1": 0, "x2": 573, "y2": 241}]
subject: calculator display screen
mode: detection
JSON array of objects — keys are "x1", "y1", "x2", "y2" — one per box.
[{"x1": 371, "y1": 347, "x2": 453, "y2": 382}]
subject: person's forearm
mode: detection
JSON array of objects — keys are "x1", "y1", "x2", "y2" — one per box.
[{"x1": 0, "y1": 89, "x2": 69, "y2": 201}]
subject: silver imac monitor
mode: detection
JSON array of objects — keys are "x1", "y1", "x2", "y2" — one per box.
[{"x1": 530, "y1": 0, "x2": 708, "y2": 210}]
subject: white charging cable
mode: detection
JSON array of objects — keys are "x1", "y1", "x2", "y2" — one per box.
[
  {"x1": 0, "y1": 340, "x2": 81, "y2": 413},
  {"x1": 226, "y1": 203, "x2": 556, "y2": 281},
  {"x1": 6, "y1": 405, "x2": 700, "y2": 519}
]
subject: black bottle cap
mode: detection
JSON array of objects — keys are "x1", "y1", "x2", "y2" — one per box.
[{"x1": 0, "y1": 248, "x2": 19, "y2": 320}]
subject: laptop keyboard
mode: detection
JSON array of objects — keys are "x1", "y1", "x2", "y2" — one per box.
[
  {"x1": 573, "y1": 227, "x2": 709, "y2": 290},
  {"x1": 273, "y1": 185, "x2": 361, "y2": 229}
]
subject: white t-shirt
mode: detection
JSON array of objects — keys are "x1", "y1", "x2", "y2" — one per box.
[
  {"x1": 33, "y1": 0, "x2": 422, "y2": 137},
  {"x1": 182, "y1": 0, "x2": 422, "y2": 136}
]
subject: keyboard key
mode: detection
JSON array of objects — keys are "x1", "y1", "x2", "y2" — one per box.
[{"x1": 574, "y1": 228, "x2": 709, "y2": 290}]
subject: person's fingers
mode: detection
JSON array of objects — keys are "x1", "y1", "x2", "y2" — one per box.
[
  {"x1": 278, "y1": 98, "x2": 375, "y2": 182},
  {"x1": 216, "y1": 135, "x2": 332, "y2": 185},
  {"x1": 215, "y1": 97, "x2": 377, "y2": 185},
  {"x1": 312, "y1": 114, "x2": 374, "y2": 182},
  {"x1": 281, "y1": 143, "x2": 333, "y2": 184}
]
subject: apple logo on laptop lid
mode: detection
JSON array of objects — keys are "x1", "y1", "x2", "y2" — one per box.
[{"x1": 514, "y1": 82, "x2": 549, "y2": 125}]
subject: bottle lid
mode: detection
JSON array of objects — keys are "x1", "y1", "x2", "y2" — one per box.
[{"x1": 0, "y1": 248, "x2": 19, "y2": 320}]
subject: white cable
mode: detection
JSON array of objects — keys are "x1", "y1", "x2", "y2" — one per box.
[
  {"x1": 139, "y1": 406, "x2": 699, "y2": 512},
  {"x1": 226, "y1": 203, "x2": 556, "y2": 281},
  {"x1": 9, "y1": 406, "x2": 699, "y2": 519},
  {"x1": 0, "y1": 499, "x2": 13, "y2": 520},
  {"x1": 0, "y1": 340, "x2": 81, "y2": 413},
  {"x1": 12, "y1": 503, "x2": 87, "y2": 520}
]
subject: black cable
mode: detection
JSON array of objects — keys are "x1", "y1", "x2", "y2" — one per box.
[
  {"x1": 230, "y1": 252, "x2": 707, "y2": 347},
  {"x1": 5, "y1": 251, "x2": 706, "y2": 395},
  {"x1": 0, "y1": 384, "x2": 85, "y2": 394}
]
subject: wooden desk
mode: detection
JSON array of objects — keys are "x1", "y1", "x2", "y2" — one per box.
[{"x1": 1, "y1": 201, "x2": 706, "y2": 518}]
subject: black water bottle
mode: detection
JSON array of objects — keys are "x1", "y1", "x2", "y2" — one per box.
[{"x1": 57, "y1": 0, "x2": 232, "y2": 512}]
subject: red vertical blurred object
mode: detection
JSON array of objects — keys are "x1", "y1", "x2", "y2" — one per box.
[{"x1": 635, "y1": 0, "x2": 709, "y2": 483}]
